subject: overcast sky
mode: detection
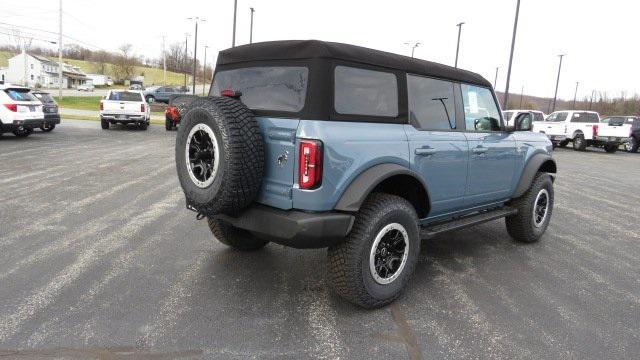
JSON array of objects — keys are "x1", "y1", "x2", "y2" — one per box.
[{"x1": 3, "y1": 0, "x2": 638, "y2": 100}]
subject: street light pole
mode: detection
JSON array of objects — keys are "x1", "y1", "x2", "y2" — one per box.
[
  {"x1": 202, "y1": 45, "x2": 209, "y2": 96},
  {"x1": 520, "y1": 86, "x2": 524, "y2": 108},
  {"x1": 454, "y1": 22, "x2": 464, "y2": 68},
  {"x1": 552, "y1": 54, "x2": 565, "y2": 112},
  {"x1": 503, "y1": 0, "x2": 521, "y2": 110},
  {"x1": 161, "y1": 35, "x2": 166, "y2": 85},
  {"x1": 183, "y1": 33, "x2": 190, "y2": 88},
  {"x1": 249, "y1": 7, "x2": 255, "y2": 44},
  {"x1": 232, "y1": 0, "x2": 238, "y2": 47},
  {"x1": 404, "y1": 42, "x2": 420, "y2": 58},
  {"x1": 187, "y1": 17, "x2": 205, "y2": 95},
  {"x1": 589, "y1": 90, "x2": 595, "y2": 110},
  {"x1": 58, "y1": 0, "x2": 63, "y2": 99},
  {"x1": 573, "y1": 81, "x2": 579, "y2": 109}
]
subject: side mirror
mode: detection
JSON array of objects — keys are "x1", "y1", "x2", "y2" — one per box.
[{"x1": 514, "y1": 113, "x2": 533, "y2": 131}]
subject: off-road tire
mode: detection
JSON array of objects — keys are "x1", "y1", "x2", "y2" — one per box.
[
  {"x1": 175, "y1": 96, "x2": 264, "y2": 216},
  {"x1": 101, "y1": 118, "x2": 109, "y2": 129},
  {"x1": 604, "y1": 143, "x2": 618, "y2": 153},
  {"x1": 327, "y1": 193, "x2": 421, "y2": 309},
  {"x1": 572, "y1": 134, "x2": 587, "y2": 151},
  {"x1": 625, "y1": 137, "x2": 638, "y2": 153},
  {"x1": 139, "y1": 121, "x2": 148, "y2": 130},
  {"x1": 165, "y1": 117, "x2": 173, "y2": 131},
  {"x1": 12, "y1": 128, "x2": 32, "y2": 138},
  {"x1": 207, "y1": 218, "x2": 269, "y2": 251},
  {"x1": 506, "y1": 173, "x2": 554, "y2": 243},
  {"x1": 40, "y1": 123, "x2": 55, "y2": 132}
]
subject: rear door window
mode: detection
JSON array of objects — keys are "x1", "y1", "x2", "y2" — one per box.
[
  {"x1": 407, "y1": 75, "x2": 455, "y2": 130},
  {"x1": 334, "y1": 66, "x2": 398, "y2": 117},
  {"x1": 460, "y1": 84, "x2": 501, "y2": 131},
  {"x1": 212, "y1": 66, "x2": 309, "y2": 113},
  {"x1": 587, "y1": 112, "x2": 599, "y2": 123}
]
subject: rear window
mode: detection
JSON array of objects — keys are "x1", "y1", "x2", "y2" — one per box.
[
  {"x1": 108, "y1": 91, "x2": 143, "y2": 102},
  {"x1": 5, "y1": 89, "x2": 38, "y2": 102},
  {"x1": 212, "y1": 66, "x2": 308, "y2": 113},
  {"x1": 334, "y1": 66, "x2": 398, "y2": 117},
  {"x1": 546, "y1": 112, "x2": 568, "y2": 122},
  {"x1": 33, "y1": 93, "x2": 55, "y2": 103}
]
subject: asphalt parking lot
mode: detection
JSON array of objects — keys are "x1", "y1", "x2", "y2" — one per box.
[{"x1": 1, "y1": 120, "x2": 639, "y2": 359}]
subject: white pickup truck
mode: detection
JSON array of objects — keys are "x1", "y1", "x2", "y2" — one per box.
[{"x1": 100, "y1": 90, "x2": 150, "y2": 130}]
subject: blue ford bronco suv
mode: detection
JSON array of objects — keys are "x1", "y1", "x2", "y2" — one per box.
[{"x1": 174, "y1": 40, "x2": 557, "y2": 308}]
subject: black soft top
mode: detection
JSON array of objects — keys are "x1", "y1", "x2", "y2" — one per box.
[{"x1": 217, "y1": 40, "x2": 492, "y2": 88}]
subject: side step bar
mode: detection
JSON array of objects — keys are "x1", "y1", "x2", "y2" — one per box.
[{"x1": 420, "y1": 207, "x2": 517, "y2": 239}]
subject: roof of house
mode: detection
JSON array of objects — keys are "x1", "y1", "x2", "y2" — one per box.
[{"x1": 217, "y1": 40, "x2": 492, "y2": 88}]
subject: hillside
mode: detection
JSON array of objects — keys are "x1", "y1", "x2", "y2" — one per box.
[{"x1": 0, "y1": 51, "x2": 189, "y2": 86}]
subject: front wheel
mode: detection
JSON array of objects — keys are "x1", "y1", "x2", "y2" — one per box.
[
  {"x1": 146, "y1": 96, "x2": 155, "y2": 104},
  {"x1": 625, "y1": 138, "x2": 639, "y2": 153},
  {"x1": 572, "y1": 134, "x2": 587, "y2": 151},
  {"x1": 13, "y1": 128, "x2": 32, "y2": 137},
  {"x1": 327, "y1": 193, "x2": 420, "y2": 308},
  {"x1": 139, "y1": 121, "x2": 148, "y2": 130},
  {"x1": 604, "y1": 143, "x2": 618, "y2": 153},
  {"x1": 207, "y1": 218, "x2": 268, "y2": 251},
  {"x1": 506, "y1": 173, "x2": 554, "y2": 243}
]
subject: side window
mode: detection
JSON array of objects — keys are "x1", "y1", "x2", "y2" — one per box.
[
  {"x1": 587, "y1": 113, "x2": 599, "y2": 123},
  {"x1": 407, "y1": 75, "x2": 455, "y2": 130},
  {"x1": 334, "y1": 66, "x2": 398, "y2": 117},
  {"x1": 460, "y1": 84, "x2": 501, "y2": 132},
  {"x1": 533, "y1": 112, "x2": 544, "y2": 122},
  {"x1": 571, "y1": 112, "x2": 585, "y2": 123},
  {"x1": 547, "y1": 112, "x2": 568, "y2": 122}
]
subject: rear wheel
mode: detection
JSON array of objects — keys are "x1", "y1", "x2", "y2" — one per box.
[
  {"x1": 165, "y1": 117, "x2": 173, "y2": 131},
  {"x1": 146, "y1": 95, "x2": 155, "y2": 103},
  {"x1": 207, "y1": 218, "x2": 268, "y2": 251},
  {"x1": 604, "y1": 143, "x2": 618, "y2": 153},
  {"x1": 13, "y1": 128, "x2": 32, "y2": 137},
  {"x1": 506, "y1": 173, "x2": 554, "y2": 243},
  {"x1": 139, "y1": 121, "x2": 148, "y2": 130},
  {"x1": 40, "y1": 123, "x2": 55, "y2": 132},
  {"x1": 101, "y1": 117, "x2": 109, "y2": 129},
  {"x1": 625, "y1": 138, "x2": 638, "y2": 153},
  {"x1": 572, "y1": 134, "x2": 587, "y2": 151},
  {"x1": 327, "y1": 193, "x2": 420, "y2": 308}
]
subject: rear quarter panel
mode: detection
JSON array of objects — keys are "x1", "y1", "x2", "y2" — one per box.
[{"x1": 291, "y1": 120, "x2": 409, "y2": 211}]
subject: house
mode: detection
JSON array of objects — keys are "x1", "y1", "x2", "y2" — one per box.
[
  {"x1": 86, "y1": 73, "x2": 113, "y2": 86},
  {"x1": 5, "y1": 52, "x2": 88, "y2": 89}
]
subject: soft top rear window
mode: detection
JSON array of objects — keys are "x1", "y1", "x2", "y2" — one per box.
[
  {"x1": 108, "y1": 91, "x2": 143, "y2": 102},
  {"x1": 5, "y1": 89, "x2": 38, "y2": 102},
  {"x1": 211, "y1": 66, "x2": 308, "y2": 113}
]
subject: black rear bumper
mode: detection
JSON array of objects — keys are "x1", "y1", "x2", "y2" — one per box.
[
  {"x1": 1, "y1": 119, "x2": 45, "y2": 132},
  {"x1": 213, "y1": 205, "x2": 355, "y2": 249}
]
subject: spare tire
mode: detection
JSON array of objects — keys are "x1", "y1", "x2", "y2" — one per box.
[{"x1": 175, "y1": 97, "x2": 264, "y2": 216}]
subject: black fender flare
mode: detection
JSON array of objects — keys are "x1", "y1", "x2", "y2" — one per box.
[
  {"x1": 513, "y1": 154, "x2": 557, "y2": 198},
  {"x1": 334, "y1": 163, "x2": 429, "y2": 212}
]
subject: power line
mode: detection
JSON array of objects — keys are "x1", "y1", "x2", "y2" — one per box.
[{"x1": 0, "y1": 21, "x2": 107, "y2": 51}]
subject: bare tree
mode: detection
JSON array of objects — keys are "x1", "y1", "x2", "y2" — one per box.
[{"x1": 113, "y1": 44, "x2": 136, "y2": 82}]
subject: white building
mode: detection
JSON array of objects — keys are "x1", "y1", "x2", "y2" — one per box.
[
  {"x1": 86, "y1": 73, "x2": 113, "y2": 86},
  {"x1": 5, "y1": 52, "x2": 88, "y2": 89}
]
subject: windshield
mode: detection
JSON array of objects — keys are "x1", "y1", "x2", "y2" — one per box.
[
  {"x1": 108, "y1": 91, "x2": 143, "y2": 102},
  {"x1": 546, "y1": 112, "x2": 568, "y2": 122},
  {"x1": 33, "y1": 93, "x2": 55, "y2": 103},
  {"x1": 5, "y1": 89, "x2": 38, "y2": 102},
  {"x1": 211, "y1": 66, "x2": 309, "y2": 113}
]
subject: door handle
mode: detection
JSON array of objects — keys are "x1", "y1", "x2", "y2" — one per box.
[
  {"x1": 472, "y1": 146, "x2": 488, "y2": 154},
  {"x1": 415, "y1": 147, "x2": 437, "y2": 156}
]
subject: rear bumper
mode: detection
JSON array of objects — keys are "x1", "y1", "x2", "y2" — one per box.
[
  {"x1": 595, "y1": 136, "x2": 630, "y2": 144},
  {"x1": 213, "y1": 204, "x2": 355, "y2": 249},
  {"x1": 101, "y1": 114, "x2": 147, "y2": 122},
  {"x1": 44, "y1": 114, "x2": 61, "y2": 125},
  {"x1": 1, "y1": 118, "x2": 45, "y2": 132}
]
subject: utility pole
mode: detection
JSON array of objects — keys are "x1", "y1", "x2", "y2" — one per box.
[
  {"x1": 232, "y1": 0, "x2": 238, "y2": 47},
  {"x1": 58, "y1": 0, "x2": 63, "y2": 99},
  {"x1": 573, "y1": 81, "x2": 579, "y2": 109},
  {"x1": 183, "y1": 33, "x2": 190, "y2": 88},
  {"x1": 552, "y1": 54, "x2": 565, "y2": 112},
  {"x1": 203, "y1": 45, "x2": 209, "y2": 96},
  {"x1": 494, "y1": 67, "x2": 499, "y2": 88},
  {"x1": 454, "y1": 22, "x2": 465, "y2": 68},
  {"x1": 188, "y1": 17, "x2": 205, "y2": 95},
  {"x1": 520, "y1": 86, "x2": 524, "y2": 108},
  {"x1": 161, "y1": 35, "x2": 167, "y2": 85},
  {"x1": 404, "y1": 42, "x2": 420, "y2": 58},
  {"x1": 589, "y1": 90, "x2": 595, "y2": 110},
  {"x1": 503, "y1": 0, "x2": 521, "y2": 110},
  {"x1": 249, "y1": 7, "x2": 255, "y2": 44}
]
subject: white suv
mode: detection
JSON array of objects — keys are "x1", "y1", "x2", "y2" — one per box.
[{"x1": 0, "y1": 85, "x2": 45, "y2": 137}]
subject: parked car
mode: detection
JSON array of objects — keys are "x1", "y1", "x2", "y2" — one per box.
[
  {"x1": 31, "y1": 91, "x2": 61, "y2": 132},
  {"x1": 601, "y1": 116, "x2": 640, "y2": 153},
  {"x1": 99, "y1": 90, "x2": 150, "y2": 130},
  {"x1": 164, "y1": 95, "x2": 193, "y2": 130},
  {"x1": 129, "y1": 84, "x2": 144, "y2": 90},
  {"x1": 503, "y1": 110, "x2": 545, "y2": 127},
  {"x1": 77, "y1": 84, "x2": 94, "y2": 92},
  {"x1": 173, "y1": 40, "x2": 557, "y2": 308},
  {"x1": 534, "y1": 110, "x2": 603, "y2": 150},
  {"x1": 0, "y1": 84, "x2": 44, "y2": 137},
  {"x1": 143, "y1": 86, "x2": 186, "y2": 104}
]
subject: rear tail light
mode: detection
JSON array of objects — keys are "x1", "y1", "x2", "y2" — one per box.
[
  {"x1": 592, "y1": 125, "x2": 599, "y2": 137},
  {"x1": 298, "y1": 139, "x2": 323, "y2": 190},
  {"x1": 4, "y1": 104, "x2": 17, "y2": 112},
  {"x1": 220, "y1": 89, "x2": 243, "y2": 99},
  {"x1": 141, "y1": 104, "x2": 146, "y2": 112},
  {"x1": 100, "y1": 101, "x2": 103, "y2": 111}
]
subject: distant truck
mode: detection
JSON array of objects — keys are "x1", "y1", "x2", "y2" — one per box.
[
  {"x1": 99, "y1": 90, "x2": 150, "y2": 130},
  {"x1": 31, "y1": 91, "x2": 60, "y2": 132}
]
